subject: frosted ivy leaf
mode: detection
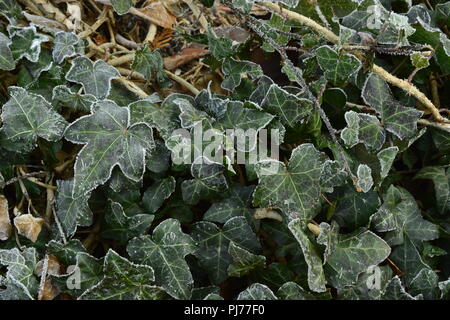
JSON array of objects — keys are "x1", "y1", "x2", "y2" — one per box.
[
  {"x1": 101, "y1": 201, "x2": 153, "y2": 244},
  {"x1": 0, "y1": 0, "x2": 23, "y2": 24},
  {"x1": 55, "y1": 179, "x2": 92, "y2": 240},
  {"x1": 317, "y1": 221, "x2": 339, "y2": 264},
  {"x1": 206, "y1": 28, "x2": 234, "y2": 61},
  {"x1": 52, "y1": 252, "x2": 103, "y2": 297},
  {"x1": 204, "y1": 184, "x2": 254, "y2": 224},
  {"x1": 127, "y1": 219, "x2": 196, "y2": 299},
  {"x1": 0, "y1": 247, "x2": 39, "y2": 298},
  {"x1": 278, "y1": 282, "x2": 331, "y2": 300},
  {"x1": 132, "y1": 45, "x2": 170, "y2": 88},
  {"x1": 142, "y1": 176, "x2": 176, "y2": 214},
  {"x1": 0, "y1": 32, "x2": 15, "y2": 70},
  {"x1": 0, "y1": 274, "x2": 34, "y2": 300},
  {"x1": 288, "y1": 219, "x2": 327, "y2": 293},
  {"x1": 409, "y1": 268, "x2": 439, "y2": 300},
  {"x1": 8, "y1": 25, "x2": 48, "y2": 63},
  {"x1": 415, "y1": 167, "x2": 450, "y2": 215},
  {"x1": 410, "y1": 51, "x2": 430, "y2": 69},
  {"x1": 175, "y1": 97, "x2": 213, "y2": 129},
  {"x1": 237, "y1": 283, "x2": 278, "y2": 300},
  {"x1": 221, "y1": 58, "x2": 263, "y2": 91},
  {"x1": 315, "y1": 45, "x2": 361, "y2": 86},
  {"x1": 194, "y1": 86, "x2": 229, "y2": 119},
  {"x1": 341, "y1": 111, "x2": 386, "y2": 152},
  {"x1": 320, "y1": 160, "x2": 348, "y2": 193},
  {"x1": 146, "y1": 139, "x2": 171, "y2": 173},
  {"x1": 332, "y1": 184, "x2": 380, "y2": 230},
  {"x1": 381, "y1": 276, "x2": 419, "y2": 300},
  {"x1": 1, "y1": 86, "x2": 67, "y2": 151},
  {"x1": 321, "y1": 227, "x2": 391, "y2": 289},
  {"x1": 129, "y1": 95, "x2": 182, "y2": 140},
  {"x1": 377, "y1": 12, "x2": 415, "y2": 46},
  {"x1": 110, "y1": 0, "x2": 132, "y2": 15},
  {"x1": 64, "y1": 99, "x2": 154, "y2": 197},
  {"x1": 80, "y1": 250, "x2": 167, "y2": 300},
  {"x1": 218, "y1": 100, "x2": 274, "y2": 132},
  {"x1": 249, "y1": 75, "x2": 274, "y2": 105},
  {"x1": 192, "y1": 217, "x2": 261, "y2": 284},
  {"x1": 47, "y1": 239, "x2": 86, "y2": 266},
  {"x1": 356, "y1": 164, "x2": 373, "y2": 193},
  {"x1": 260, "y1": 84, "x2": 313, "y2": 128},
  {"x1": 52, "y1": 85, "x2": 97, "y2": 112},
  {"x1": 228, "y1": 242, "x2": 266, "y2": 277},
  {"x1": 261, "y1": 14, "x2": 291, "y2": 53},
  {"x1": 253, "y1": 143, "x2": 328, "y2": 220},
  {"x1": 66, "y1": 56, "x2": 120, "y2": 99},
  {"x1": 362, "y1": 73, "x2": 422, "y2": 139},
  {"x1": 52, "y1": 31, "x2": 84, "y2": 64},
  {"x1": 371, "y1": 185, "x2": 439, "y2": 246},
  {"x1": 378, "y1": 146, "x2": 399, "y2": 180},
  {"x1": 181, "y1": 161, "x2": 228, "y2": 205}
]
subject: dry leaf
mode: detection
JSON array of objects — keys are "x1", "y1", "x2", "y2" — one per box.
[
  {"x1": 14, "y1": 214, "x2": 45, "y2": 243},
  {"x1": 0, "y1": 195, "x2": 12, "y2": 241},
  {"x1": 137, "y1": 2, "x2": 177, "y2": 29},
  {"x1": 39, "y1": 278, "x2": 60, "y2": 300},
  {"x1": 35, "y1": 255, "x2": 61, "y2": 277},
  {"x1": 164, "y1": 45, "x2": 209, "y2": 70}
]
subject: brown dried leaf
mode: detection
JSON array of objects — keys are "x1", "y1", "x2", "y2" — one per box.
[
  {"x1": 39, "y1": 278, "x2": 60, "y2": 300},
  {"x1": 137, "y1": 2, "x2": 177, "y2": 29},
  {"x1": 14, "y1": 214, "x2": 45, "y2": 243},
  {"x1": 0, "y1": 195, "x2": 12, "y2": 241},
  {"x1": 164, "y1": 45, "x2": 209, "y2": 70},
  {"x1": 35, "y1": 255, "x2": 61, "y2": 277}
]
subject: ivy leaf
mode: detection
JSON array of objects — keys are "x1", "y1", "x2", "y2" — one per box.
[
  {"x1": 55, "y1": 179, "x2": 93, "y2": 240},
  {"x1": 236, "y1": 283, "x2": 278, "y2": 300},
  {"x1": 320, "y1": 226, "x2": 391, "y2": 289},
  {"x1": 315, "y1": 46, "x2": 361, "y2": 86},
  {"x1": 110, "y1": 0, "x2": 132, "y2": 15},
  {"x1": 129, "y1": 95, "x2": 181, "y2": 140},
  {"x1": 142, "y1": 176, "x2": 176, "y2": 214},
  {"x1": 378, "y1": 146, "x2": 399, "y2": 180},
  {"x1": 1, "y1": 86, "x2": 67, "y2": 151},
  {"x1": 52, "y1": 252, "x2": 103, "y2": 297},
  {"x1": 371, "y1": 185, "x2": 439, "y2": 246},
  {"x1": 192, "y1": 217, "x2": 261, "y2": 284},
  {"x1": 52, "y1": 31, "x2": 84, "y2": 64},
  {"x1": 356, "y1": 164, "x2": 373, "y2": 193},
  {"x1": 288, "y1": 219, "x2": 327, "y2": 292},
  {"x1": 415, "y1": 167, "x2": 450, "y2": 215},
  {"x1": 341, "y1": 111, "x2": 386, "y2": 152},
  {"x1": 409, "y1": 268, "x2": 439, "y2": 300},
  {"x1": 206, "y1": 28, "x2": 234, "y2": 61},
  {"x1": 253, "y1": 143, "x2": 327, "y2": 221},
  {"x1": 47, "y1": 239, "x2": 86, "y2": 266},
  {"x1": 132, "y1": 45, "x2": 170, "y2": 88},
  {"x1": 52, "y1": 85, "x2": 97, "y2": 112},
  {"x1": 217, "y1": 100, "x2": 274, "y2": 132},
  {"x1": 260, "y1": 84, "x2": 313, "y2": 128},
  {"x1": 66, "y1": 57, "x2": 120, "y2": 99},
  {"x1": 410, "y1": 51, "x2": 430, "y2": 69},
  {"x1": 381, "y1": 276, "x2": 419, "y2": 300},
  {"x1": 0, "y1": 0, "x2": 23, "y2": 24},
  {"x1": 361, "y1": 73, "x2": 422, "y2": 140},
  {"x1": 221, "y1": 58, "x2": 263, "y2": 91},
  {"x1": 227, "y1": 242, "x2": 266, "y2": 277},
  {"x1": 80, "y1": 250, "x2": 167, "y2": 300},
  {"x1": 204, "y1": 184, "x2": 254, "y2": 224},
  {"x1": 0, "y1": 32, "x2": 15, "y2": 70},
  {"x1": 277, "y1": 282, "x2": 332, "y2": 300},
  {"x1": 181, "y1": 161, "x2": 228, "y2": 205},
  {"x1": 64, "y1": 100, "x2": 154, "y2": 197},
  {"x1": 8, "y1": 26, "x2": 48, "y2": 63},
  {"x1": 101, "y1": 201, "x2": 153, "y2": 244},
  {"x1": 0, "y1": 247, "x2": 39, "y2": 298},
  {"x1": 331, "y1": 185, "x2": 380, "y2": 230},
  {"x1": 127, "y1": 218, "x2": 196, "y2": 299}
]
